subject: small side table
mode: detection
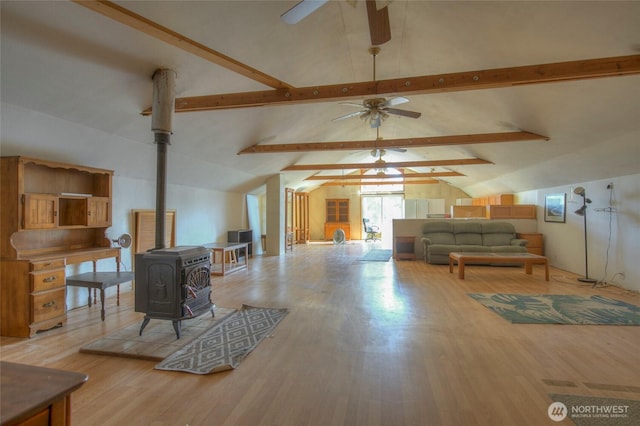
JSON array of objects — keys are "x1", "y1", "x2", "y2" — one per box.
[
  {"x1": 66, "y1": 271, "x2": 134, "y2": 321},
  {"x1": 395, "y1": 236, "x2": 416, "y2": 260}
]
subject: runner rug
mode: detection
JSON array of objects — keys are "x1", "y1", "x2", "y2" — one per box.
[
  {"x1": 360, "y1": 249, "x2": 392, "y2": 262},
  {"x1": 468, "y1": 294, "x2": 640, "y2": 325},
  {"x1": 155, "y1": 304, "x2": 288, "y2": 374}
]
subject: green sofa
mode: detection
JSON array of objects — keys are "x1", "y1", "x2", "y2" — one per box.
[{"x1": 421, "y1": 221, "x2": 529, "y2": 264}]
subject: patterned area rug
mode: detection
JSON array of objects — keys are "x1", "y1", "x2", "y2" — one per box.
[
  {"x1": 549, "y1": 394, "x2": 640, "y2": 425},
  {"x1": 468, "y1": 294, "x2": 640, "y2": 325},
  {"x1": 155, "y1": 305, "x2": 288, "y2": 374},
  {"x1": 360, "y1": 249, "x2": 392, "y2": 262}
]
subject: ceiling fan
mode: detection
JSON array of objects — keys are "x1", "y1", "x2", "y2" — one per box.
[
  {"x1": 372, "y1": 148, "x2": 398, "y2": 176},
  {"x1": 332, "y1": 47, "x2": 422, "y2": 128},
  {"x1": 281, "y1": 0, "x2": 392, "y2": 46}
]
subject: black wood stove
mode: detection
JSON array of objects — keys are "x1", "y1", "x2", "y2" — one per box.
[{"x1": 135, "y1": 246, "x2": 213, "y2": 339}]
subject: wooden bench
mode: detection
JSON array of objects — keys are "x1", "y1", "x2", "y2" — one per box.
[{"x1": 66, "y1": 271, "x2": 134, "y2": 320}]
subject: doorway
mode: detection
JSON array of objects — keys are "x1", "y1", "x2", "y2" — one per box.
[{"x1": 362, "y1": 195, "x2": 404, "y2": 248}]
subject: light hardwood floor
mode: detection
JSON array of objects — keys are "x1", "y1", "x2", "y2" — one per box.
[{"x1": 2, "y1": 242, "x2": 639, "y2": 425}]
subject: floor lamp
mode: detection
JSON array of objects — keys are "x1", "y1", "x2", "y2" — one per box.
[{"x1": 573, "y1": 187, "x2": 597, "y2": 284}]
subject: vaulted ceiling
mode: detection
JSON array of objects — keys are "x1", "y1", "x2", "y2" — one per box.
[{"x1": 1, "y1": 1, "x2": 639, "y2": 196}]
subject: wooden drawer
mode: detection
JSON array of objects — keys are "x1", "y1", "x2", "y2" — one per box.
[
  {"x1": 30, "y1": 258, "x2": 65, "y2": 272},
  {"x1": 31, "y1": 268, "x2": 65, "y2": 292},
  {"x1": 32, "y1": 288, "x2": 66, "y2": 323}
]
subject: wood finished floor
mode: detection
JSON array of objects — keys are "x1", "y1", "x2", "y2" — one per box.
[{"x1": 1, "y1": 242, "x2": 639, "y2": 425}]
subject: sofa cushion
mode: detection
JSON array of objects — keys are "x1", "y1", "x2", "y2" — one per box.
[
  {"x1": 423, "y1": 232, "x2": 455, "y2": 245},
  {"x1": 453, "y1": 222, "x2": 483, "y2": 245},
  {"x1": 422, "y1": 221, "x2": 453, "y2": 234},
  {"x1": 481, "y1": 221, "x2": 517, "y2": 246},
  {"x1": 428, "y1": 245, "x2": 490, "y2": 255},
  {"x1": 422, "y1": 221, "x2": 455, "y2": 245}
]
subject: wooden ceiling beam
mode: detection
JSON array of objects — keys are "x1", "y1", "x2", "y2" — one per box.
[
  {"x1": 72, "y1": 0, "x2": 292, "y2": 90},
  {"x1": 282, "y1": 158, "x2": 492, "y2": 171},
  {"x1": 322, "y1": 179, "x2": 440, "y2": 186},
  {"x1": 238, "y1": 131, "x2": 548, "y2": 154},
  {"x1": 305, "y1": 171, "x2": 463, "y2": 180},
  {"x1": 140, "y1": 55, "x2": 640, "y2": 114}
]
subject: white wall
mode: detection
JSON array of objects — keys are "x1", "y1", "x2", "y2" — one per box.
[
  {"x1": 531, "y1": 174, "x2": 639, "y2": 292},
  {"x1": 1, "y1": 103, "x2": 247, "y2": 309}
]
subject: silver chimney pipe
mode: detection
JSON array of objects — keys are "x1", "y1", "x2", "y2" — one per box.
[{"x1": 151, "y1": 69, "x2": 176, "y2": 249}]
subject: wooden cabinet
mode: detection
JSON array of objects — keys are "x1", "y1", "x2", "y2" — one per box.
[
  {"x1": 518, "y1": 233, "x2": 544, "y2": 256},
  {"x1": 1, "y1": 259, "x2": 67, "y2": 337},
  {"x1": 325, "y1": 198, "x2": 350, "y2": 240},
  {"x1": 2, "y1": 156, "x2": 113, "y2": 240},
  {"x1": 1, "y1": 156, "x2": 114, "y2": 337},
  {"x1": 451, "y1": 205, "x2": 485, "y2": 218},
  {"x1": 395, "y1": 236, "x2": 416, "y2": 260},
  {"x1": 488, "y1": 194, "x2": 514, "y2": 205},
  {"x1": 324, "y1": 223, "x2": 351, "y2": 241},
  {"x1": 326, "y1": 199, "x2": 349, "y2": 223},
  {"x1": 489, "y1": 204, "x2": 536, "y2": 219}
]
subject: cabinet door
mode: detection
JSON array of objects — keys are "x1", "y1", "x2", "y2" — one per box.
[
  {"x1": 337, "y1": 200, "x2": 349, "y2": 222},
  {"x1": 88, "y1": 197, "x2": 110, "y2": 227},
  {"x1": 23, "y1": 194, "x2": 58, "y2": 229}
]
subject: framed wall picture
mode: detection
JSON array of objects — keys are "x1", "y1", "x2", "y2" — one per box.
[{"x1": 544, "y1": 193, "x2": 566, "y2": 223}]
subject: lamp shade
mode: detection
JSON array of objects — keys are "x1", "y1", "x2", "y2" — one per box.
[
  {"x1": 574, "y1": 205, "x2": 587, "y2": 216},
  {"x1": 573, "y1": 186, "x2": 586, "y2": 196}
]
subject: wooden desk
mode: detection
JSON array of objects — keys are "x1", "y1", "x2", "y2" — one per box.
[
  {"x1": 449, "y1": 252, "x2": 549, "y2": 281},
  {"x1": 66, "y1": 271, "x2": 134, "y2": 321},
  {"x1": 203, "y1": 242, "x2": 248, "y2": 276},
  {"x1": 1, "y1": 247, "x2": 123, "y2": 338},
  {"x1": 0, "y1": 361, "x2": 87, "y2": 425}
]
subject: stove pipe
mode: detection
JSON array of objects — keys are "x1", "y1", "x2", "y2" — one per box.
[{"x1": 151, "y1": 69, "x2": 176, "y2": 249}]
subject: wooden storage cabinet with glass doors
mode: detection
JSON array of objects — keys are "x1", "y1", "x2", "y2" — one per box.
[
  {"x1": 324, "y1": 198, "x2": 350, "y2": 240},
  {"x1": 1, "y1": 156, "x2": 114, "y2": 337}
]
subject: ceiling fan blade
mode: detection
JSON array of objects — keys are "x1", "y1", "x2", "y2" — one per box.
[
  {"x1": 339, "y1": 101, "x2": 368, "y2": 108},
  {"x1": 382, "y1": 96, "x2": 409, "y2": 107},
  {"x1": 281, "y1": 0, "x2": 328, "y2": 24},
  {"x1": 332, "y1": 110, "x2": 367, "y2": 122},
  {"x1": 384, "y1": 107, "x2": 422, "y2": 119},
  {"x1": 365, "y1": 0, "x2": 391, "y2": 45}
]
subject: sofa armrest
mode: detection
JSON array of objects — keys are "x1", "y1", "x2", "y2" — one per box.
[{"x1": 511, "y1": 239, "x2": 529, "y2": 247}]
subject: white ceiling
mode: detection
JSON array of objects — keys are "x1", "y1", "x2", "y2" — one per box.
[{"x1": 1, "y1": 1, "x2": 639, "y2": 196}]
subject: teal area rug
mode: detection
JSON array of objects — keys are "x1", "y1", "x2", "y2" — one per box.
[
  {"x1": 468, "y1": 294, "x2": 640, "y2": 325},
  {"x1": 360, "y1": 249, "x2": 392, "y2": 262},
  {"x1": 155, "y1": 305, "x2": 288, "y2": 374},
  {"x1": 549, "y1": 394, "x2": 640, "y2": 425}
]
